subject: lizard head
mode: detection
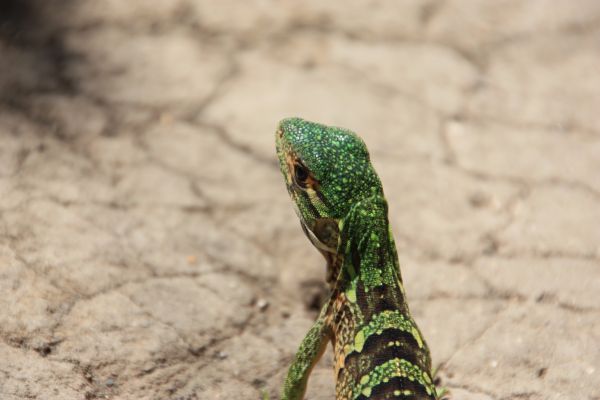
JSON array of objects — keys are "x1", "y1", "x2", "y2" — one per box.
[{"x1": 275, "y1": 117, "x2": 383, "y2": 256}]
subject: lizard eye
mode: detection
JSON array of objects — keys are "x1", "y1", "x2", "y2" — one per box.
[{"x1": 294, "y1": 163, "x2": 310, "y2": 184}]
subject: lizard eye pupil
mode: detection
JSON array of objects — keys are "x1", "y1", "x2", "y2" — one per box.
[{"x1": 294, "y1": 163, "x2": 309, "y2": 183}]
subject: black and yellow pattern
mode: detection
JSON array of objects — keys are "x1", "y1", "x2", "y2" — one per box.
[{"x1": 276, "y1": 118, "x2": 437, "y2": 400}]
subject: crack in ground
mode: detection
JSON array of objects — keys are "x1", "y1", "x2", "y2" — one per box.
[
  {"x1": 196, "y1": 121, "x2": 277, "y2": 167},
  {"x1": 494, "y1": 249, "x2": 600, "y2": 262},
  {"x1": 440, "y1": 304, "x2": 509, "y2": 369},
  {"x1": 463, "y1": 109, "x2": 600, "y2": 138},
  {"x1": 447, "y1": 383, "x2": 500, "y2": 400}
]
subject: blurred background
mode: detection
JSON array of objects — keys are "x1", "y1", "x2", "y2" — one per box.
[{"x1": 1, "y1": 1, "x2": 599, "y2": 399}]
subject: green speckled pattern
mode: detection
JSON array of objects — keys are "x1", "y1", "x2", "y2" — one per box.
[{"x1": 276, "y1": 118, "x2": 436, "y2": 400}]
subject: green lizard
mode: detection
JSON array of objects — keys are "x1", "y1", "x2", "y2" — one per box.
[{"x1": 275, "y1": 118, "x2": 439, "y2": 400}]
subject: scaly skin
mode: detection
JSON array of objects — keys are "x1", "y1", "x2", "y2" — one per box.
[{"x1": 276, "y1": 118, "x2": 437, "y2": 400}]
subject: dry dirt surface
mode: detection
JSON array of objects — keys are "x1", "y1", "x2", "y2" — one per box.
[{"x1": 1, "y1": 1, "x2": 600, "y2": 399}]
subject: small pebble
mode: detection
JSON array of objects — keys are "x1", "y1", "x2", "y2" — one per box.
[
  {"x1": 256, "y1": 298, "x2": 269, "y2": 311},
  {"x1": 160, "y1": 112, "x2": 173, "y2": 125},
  {"x1": 186, "y1": 255, "x2": 198, "y2": 265},
  {"x1": 469, "y1": 191, "x2": 490, "y2": 208},
  {"x1": 142, "y1": 363, "x2": 155, "y2": 373}
]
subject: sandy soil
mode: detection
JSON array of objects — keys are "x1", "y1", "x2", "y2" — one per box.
[{"x1": 1, "y1": 1, "x2": 599, "y2": 399}]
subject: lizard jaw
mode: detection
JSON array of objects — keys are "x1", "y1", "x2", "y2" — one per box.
[
  {"x1": 299, "y1": 218, "x2": 340, "y2": 285},
  {"x1": 299, "y1": 218, "x2": 336, "y2": 253}
]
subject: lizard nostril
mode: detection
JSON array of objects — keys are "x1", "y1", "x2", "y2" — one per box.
[{"x1": 277, "y1": 129, "x2": 284, "y2": 139}]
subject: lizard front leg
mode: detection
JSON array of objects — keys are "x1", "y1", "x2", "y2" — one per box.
[{"x1": 281, "y1": 305, "x2": 331, "y2": 400}]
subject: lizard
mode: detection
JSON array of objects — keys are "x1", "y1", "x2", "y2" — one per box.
[{"x1": 275, "y1": 117, "x2": 439, "y2": 400}]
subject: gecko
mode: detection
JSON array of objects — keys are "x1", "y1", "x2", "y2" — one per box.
[{"x1": 275, "y1": 118, "x2": 439, "y2": 400}]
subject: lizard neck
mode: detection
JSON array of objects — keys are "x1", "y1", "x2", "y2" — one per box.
[
  {"x1": 337, "y1": 195, "x2": 409, "y2": 319},
  {"x1": 332, "y1": 196, "x2": 435, "y2": 399}
]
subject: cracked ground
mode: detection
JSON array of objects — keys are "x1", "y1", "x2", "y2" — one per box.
[{"x1": 1, "y1": 1, "x2": 599, "y2": 399}]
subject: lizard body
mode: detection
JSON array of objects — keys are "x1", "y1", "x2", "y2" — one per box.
[{"x1": 275, "y1": 118, "x2": 437, "y2": 400}]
